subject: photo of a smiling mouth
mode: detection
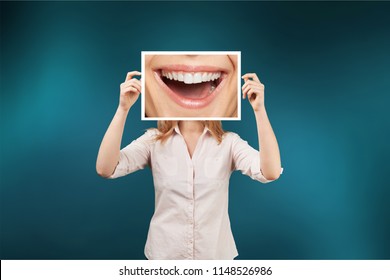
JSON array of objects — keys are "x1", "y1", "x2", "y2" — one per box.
[{"x1": 154, "y1": 66, "x2": 228, "y2": 109}]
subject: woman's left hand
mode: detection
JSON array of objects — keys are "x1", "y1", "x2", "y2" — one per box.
[{"x1": 242, "y1": 73, "x2": 265, "y2": 112}]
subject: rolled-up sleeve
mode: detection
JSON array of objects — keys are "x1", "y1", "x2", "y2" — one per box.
[
  {"x1": 231, "y1": 133, "x2": 282, "y2": 183},
  {"x1": 108, "y1": 129, "x2": 156, "y2": 179}
]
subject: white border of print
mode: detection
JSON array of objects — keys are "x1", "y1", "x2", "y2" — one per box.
[{"x1": 141, "y1": 51, "x2": 241, "y2": 121}]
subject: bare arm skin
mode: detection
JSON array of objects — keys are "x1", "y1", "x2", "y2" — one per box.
[
  {"x1": 242, "y1": 73, "x2": 281, "y2": 181},
  {"x1": 96, "y1": 71, "x2": 141, "y2": 178}
]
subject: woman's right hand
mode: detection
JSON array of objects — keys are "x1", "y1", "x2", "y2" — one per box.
[{"x1": 119, "y1": 71, "x2": 142, "y2": 111}]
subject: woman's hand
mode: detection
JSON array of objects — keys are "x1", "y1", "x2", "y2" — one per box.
[
  {"x1": 119, "y1": 71, "x2": 142, "y2": 112},
  {"x1": 241, "y1": 73, "x2": 265, "y2": 112}
]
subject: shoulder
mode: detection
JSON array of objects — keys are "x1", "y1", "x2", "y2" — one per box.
[
  {"x1": 216, "y1": 131, "x2": 243, "y2": 148},
  {"x1": 222, "y1": 131, "x2": 241, "y2": 142},
  {"x1": 132, "y1": 128, "x2": 158, "y2": 144},
  {"x1": 222, "y1": 131, "x2": 252, "y2": 150},
  {"x1": 144, "y1": 128, "x2": 159, "y2": 137}
]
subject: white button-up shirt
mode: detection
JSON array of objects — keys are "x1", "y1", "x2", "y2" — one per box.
[{"x1": 109, "y1": 125, "x2": 281, "y2": 259}]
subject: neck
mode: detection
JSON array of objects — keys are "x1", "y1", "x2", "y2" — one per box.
[{"x1": 178, "y1": 121, "x2": 204, "y2": 134}]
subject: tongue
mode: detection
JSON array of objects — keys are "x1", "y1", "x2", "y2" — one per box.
[{"x1": 164, "y1": 79, "x2": 213, "y2": 99}]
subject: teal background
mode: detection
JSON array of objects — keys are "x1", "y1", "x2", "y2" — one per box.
[{"x1": 1, "y1": 1, "x2": 389, "y2": 259}]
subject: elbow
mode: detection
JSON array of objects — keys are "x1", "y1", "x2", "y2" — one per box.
[
  {"x1": 261, "y1": 168, "x2": 282, "y2": 181},
  {"x1": 96, "y1": 164, "x2": 113, "y2": 179},
  {"x1": 264, "y1": 173, "x2": 280, "y2": 181}
]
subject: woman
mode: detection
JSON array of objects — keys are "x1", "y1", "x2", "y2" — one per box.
[{"x1": 96, "y1": 71, "x2": 282, "y2": 260}]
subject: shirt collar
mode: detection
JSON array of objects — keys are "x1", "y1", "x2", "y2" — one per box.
[{"x1": 174, "y1": 123, "x2": 210, "y2": 136}]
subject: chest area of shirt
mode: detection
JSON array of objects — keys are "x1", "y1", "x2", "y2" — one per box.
[{"x1": 150, "y1": 135, "x2": 232, "y2": 181}]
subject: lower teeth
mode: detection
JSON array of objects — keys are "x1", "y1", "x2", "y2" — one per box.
[{"x1": 209, "y1": 81, "x2": 217, "y2": 94}]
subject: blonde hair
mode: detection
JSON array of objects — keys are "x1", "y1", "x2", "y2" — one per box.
[{"x1": 154, "y1": 121, "x2": 225, "y2": 144}]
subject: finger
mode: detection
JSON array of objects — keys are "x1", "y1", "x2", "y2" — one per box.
[
  {"x1": 242, "y1": 73, "x2": 261, "y2": 83},
  {"x1": 247, "y1": 89, "x2": 256, "y2": 101},
  {"x1": 242, "y1": 82, "x2": 253, "y2": 94},
  {"x1": 122, "y1": 78, "x2": 141, "y2": 87},
  {"x1": 243, "y1": 81, "x2": 260, "y2": 93},
  {"x1": 255, "y1": 85, "x2": 264, "y2": 91},
  {"x1": 122, "y1": 79, "x2": 142, "y2": 92},
  {"x1": 241, "y1": 84, "x2": 247, "y2": 94},
  {"x1": 249, "y1": 87, "x2": 262, "y2": 99},
  {"x1": 242, "y1": 86, "x2": 251, "y2": 99},
  {"x1": 130, "y1": 84, "x2": 141, "y2": 94},
  {"x1": 133, "y1": 79, "x2": 142, "y2": 89},
  {"x1": 249, "y1": 87, "x2": 264, "y2": 98},
  {"x1": 123, "y1": 85, "x2": 141, "y2": 94},
  {"x1": 241, "y1": 84, "x2": 247, "y2": 99},
  {"x1": 242, "y1": 82, "x2": 250, "y2": 99},
  {"x1": 241, "y1": 82, "x2": 249, "y2": 93},
  {"x1": 249, "y1": 85, "x2": 263, "y2": 92},
  {"x1": 241, "y1": 80, "x2": 253, "y2": 92},
  {"x1": 246, "y1": 80, "x2": 261, "y2": 87},
  {"x1": 125, "y1": 71, "x2": 142, "y2": 82},
  {"x1": 242, "y1": 80, "x2": 258, "y2": 92},
  {"x1": 247, "y1": 91, "x2": 253, "y2": 101},
  {"x1": 131, "y1": 79, "x2": 142, "y2": 92},
  {"x1": 243, "y1": 84, "x2": 264, "y2": 97},
  {"x1": 242, "y1": 73, "x2": 260, "y2": 82}
]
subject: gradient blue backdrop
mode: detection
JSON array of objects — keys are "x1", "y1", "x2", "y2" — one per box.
[{"x1": 1, "y1": 1, "x2": 389, "y2": 259}]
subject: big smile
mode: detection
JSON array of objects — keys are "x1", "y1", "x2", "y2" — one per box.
[{"x1": 153, "y1": 66, "x2": 228, "y2": 109}]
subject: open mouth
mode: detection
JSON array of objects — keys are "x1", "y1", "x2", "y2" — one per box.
[{"x1": 154, "y1": 67, "x2": 227, "y2": 109}]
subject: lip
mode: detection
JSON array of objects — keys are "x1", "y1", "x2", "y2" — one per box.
[{"x1": 153, "y1": 64, "x2": 228, "y2": 109}]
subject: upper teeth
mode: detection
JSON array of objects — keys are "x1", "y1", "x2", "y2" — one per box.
[{"x1": 161, "y1": 70, "x2": 221, "y2": 84}]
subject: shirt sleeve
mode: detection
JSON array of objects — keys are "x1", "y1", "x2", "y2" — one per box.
[
  {"x1": 108, "y1": 129, "x2": 156, "y2": 179},
  {"x1": 231, "y1": 133, "x2": 283, "y2": 184}
]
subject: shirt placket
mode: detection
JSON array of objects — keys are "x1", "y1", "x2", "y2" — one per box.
[
  {"x1": 187, "y1": 159, "x2": 195, "y2": 259},
  {"x1": 176, "y1": 127, "x2": 207, "y2": 260}
]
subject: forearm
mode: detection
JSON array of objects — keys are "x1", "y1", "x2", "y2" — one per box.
[
  {"x1": 254, "y1": 108, "x2": 281, "y2": 180},
  {"x1": 96, "y1": 107, "x2": 129, "y2": 177}
]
